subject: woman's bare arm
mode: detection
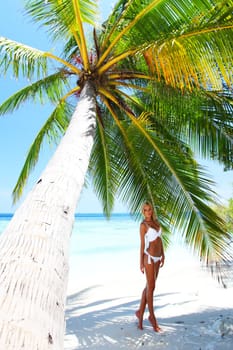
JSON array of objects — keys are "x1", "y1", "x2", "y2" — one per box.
[
  {"x1": 139, "y1": 222, "x2": 146, "y2": 273},
  {"x1": 160, "y1": 238, "x2": 165, "y2": 267}
]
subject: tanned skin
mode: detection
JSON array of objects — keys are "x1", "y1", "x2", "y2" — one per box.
[{"x1": 135, "y1": 202, "x2": 165, "y2": 332}]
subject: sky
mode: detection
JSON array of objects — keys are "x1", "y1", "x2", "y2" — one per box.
[{"x1": 0, "y1": 0, "x2": 232, "y2": 214}]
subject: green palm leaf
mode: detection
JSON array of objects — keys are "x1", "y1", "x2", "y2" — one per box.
[
  {"x1": 118, "y1": 115, "x2": 232, "y2": 271},
  {"x1": 146, "y1": 82, "x2": 233, "y2": 170},
  {"x1": 0, "y1": 37, "x2": 48, "y2": 79},
  {"x1": 24, "y1": 0, "x2": 98, "y2": 40},
  {"x1": 103, "y1": 0, "x2": 233, "y2": 90},
  {"x1": 12, "y1": 101, "x2": 72, "y2": 202},
  {"x1": 0, "y1": 72, "x2": 70, "y2": 115},
  {"x1": 89, "y1": 112, "x2": 119, "y2": 216}
]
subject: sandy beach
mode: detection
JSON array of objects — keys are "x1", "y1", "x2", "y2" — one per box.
[{"x1": 64, "y1": 242, "x2": 233, "y2": 350}]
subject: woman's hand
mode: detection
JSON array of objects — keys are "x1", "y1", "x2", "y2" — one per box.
[
  {"x1": 160, "y1": 255, "x2": 165, "y2": 267},
  {"x1": 140, "y1": 263, "x2": 145, "y2": 274}
]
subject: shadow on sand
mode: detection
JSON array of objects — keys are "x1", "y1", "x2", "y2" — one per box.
[{"x1": 65, "y1": 286, "x2": 233, "y2": 350}]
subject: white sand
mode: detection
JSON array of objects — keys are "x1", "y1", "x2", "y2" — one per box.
[{"x1": 64, "y1": 244, "x2": 233, "y2": 350}]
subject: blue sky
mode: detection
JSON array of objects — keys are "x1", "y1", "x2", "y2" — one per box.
[{"x1": 0, "y1": 0, "x2": 232, "y2": 213}]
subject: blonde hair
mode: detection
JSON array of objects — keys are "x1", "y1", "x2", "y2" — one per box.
[{"x1": 141, "y1": 201, "x2": 157, "y2": 221}]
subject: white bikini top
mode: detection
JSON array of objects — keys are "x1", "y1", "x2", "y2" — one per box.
[{"x1": 144, "y1": 223, "x2": 162, "y2": 250}]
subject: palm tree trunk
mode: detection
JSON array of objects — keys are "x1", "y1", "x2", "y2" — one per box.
[{"x1": 0, "y1": 81, "x2": 96, "y2": 349}]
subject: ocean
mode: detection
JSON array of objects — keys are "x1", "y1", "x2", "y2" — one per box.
[
  {"x1": 0, "y1": 213, "x2": 142, "y2": 293},
  {"x1": 0, "y1": 212, "x2": 194, "y2": 277},
  {"x1": 0, "y1": 212, "x2": 196, "y2": 262},
  {"x1": 1, "y1": 213, "x2": 231, "y2": 291},
  {"x1": 0, "y1": 213, "x2": 140, "y2": 257},
  {"x1": 1, "y1": 212, "x2": 224, "y2": 271}
]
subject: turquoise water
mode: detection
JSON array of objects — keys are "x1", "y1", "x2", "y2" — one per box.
[
  {"x1": 0, "y1": 213, "x2": 140, "y2": 257},
  {"x1": 2, "y1": 214, "x2": 232, "y2": 290},
  {"x1": 0, "y1": 213, "x2": 197, "y2": 262},
  {"x1": 71, "y1": 214, "x2": 139, "y2": 255}
]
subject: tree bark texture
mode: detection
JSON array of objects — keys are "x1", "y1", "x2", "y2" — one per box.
[{"x1": 0, "y1": 81, "x2": 96, "y2": 349}]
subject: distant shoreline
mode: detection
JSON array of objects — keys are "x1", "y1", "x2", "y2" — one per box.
[{"x1": 0, "y1": 212, "x2": 130, "y2": 219}]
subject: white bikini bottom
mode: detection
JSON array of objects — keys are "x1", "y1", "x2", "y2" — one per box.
[{"x1": 145, "y1": 251, "x2": 161, "y2": 264}]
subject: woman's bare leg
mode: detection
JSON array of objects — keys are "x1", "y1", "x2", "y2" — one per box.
[
  {"x1": 145, "y1": 261, "x2": 161, "y2": 332},
  {"x1": 136, "y1": 287, "x2": 147, "y2": 329}
]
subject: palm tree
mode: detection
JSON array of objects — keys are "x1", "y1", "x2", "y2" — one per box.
[{"x1": 0, "y1": 0, "x2": 232, "y2": 348}]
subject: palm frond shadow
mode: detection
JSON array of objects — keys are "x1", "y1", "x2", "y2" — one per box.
[{"x1": 65, "y1": 287, "x2": 233, "y2": 349}]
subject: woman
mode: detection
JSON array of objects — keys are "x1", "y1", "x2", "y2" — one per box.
[{"x1": 135, "y1": 201, "x2": 165, "y2": 332}]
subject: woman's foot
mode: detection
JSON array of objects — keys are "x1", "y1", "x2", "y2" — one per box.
[
  {"x1": 135, "y1": 310, "x2": 143, "y2": 330},
  {"x1": 148, "y1": 315, "x2": 162, "y2": 332}
]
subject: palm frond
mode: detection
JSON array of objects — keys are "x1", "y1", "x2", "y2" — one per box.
[
  {"x1": 0, "y1": 37, "x2": 48, "y2": 79},
  {"x1": 104, "y1": 0, "x2": 233, "y2": 91},
  {"x1": 45, "y1": 51, "x2": 81, "y2": 74},
  {"x1": 0, "y1": 72, "x2": 70, "y2": 115},
  {"x1": 115, "y1": 113, "x2": 232, "y2": 273},
  {"x1": 97, "y1": 0, "x2": 162, "y2": 67},
  {"x1": 24, "y1": 0, "x2": 98, "y2": 40},
  {"x1": 98, "y1": 99, "x2": 173, "y2": 249},
  {"x1": 71, "y1": 0, "x2": 91, "y2": 70},
  {"x1": 61, "y1": 36, "x2": 79, "y2": 61},
  {"x1": 186, "y1": 91, "x2": 233, "y2": 170},
  {"x1": 146, "y1": 82, "x2": 233, "y2": 170},
  {"x1": 24, "y1": 0, "x2": 98, "y2": 66},
  {"x1": 12, "y1": 101, "x2": 72, "y2": 202},
  {"x1": 99, "y1": 0, "x2": 132, "y2": 53},
  {"x1": 88, "y1": 109, "x2": 119, "y2": 216},
  {"x1": 102, "y1": 98, "x2": 155, "y2": 206},
  {"x1": 99, "y1": 92, "x2": 231, "y2": 265},
  {"x1": 78, "y1": 0, "x2": 99, "y2": 25},
  {"x1": 112, "y1": 0, "x2": 233, "y2": 52},
  {"x1": 98, "y1": 49, "x2": 137, "y2": 75},
  {"x1": 145, "y1": 28, "x2": 233, "y2": 90}
]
